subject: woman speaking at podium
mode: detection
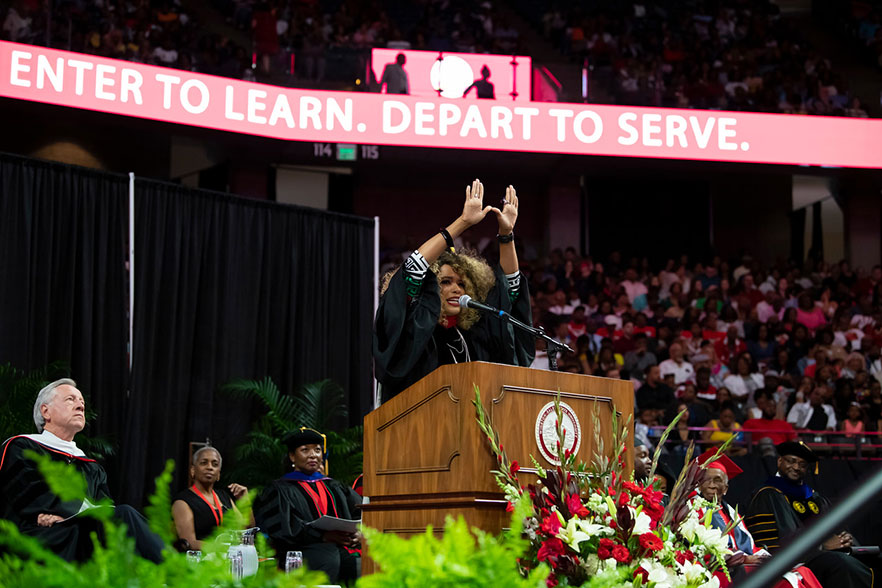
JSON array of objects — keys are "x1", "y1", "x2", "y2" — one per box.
[{"x1": 373, "y1": 179, "x2": 534, "y2": 402}]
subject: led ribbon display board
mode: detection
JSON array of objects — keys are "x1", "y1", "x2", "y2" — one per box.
[{"x1": 3, "y1": 41, "x2": 881, "y2": 168}]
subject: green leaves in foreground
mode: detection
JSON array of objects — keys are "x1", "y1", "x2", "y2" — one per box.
[
  {"x1": 0, "y1": 454, "x2": 328, "y2": 588},
  {"x1": 359, "y1": 494, "x2": 550, "y2": 588}
]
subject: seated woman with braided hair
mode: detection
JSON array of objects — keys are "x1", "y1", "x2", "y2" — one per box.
[{"x1": 373, "y1": 178, "x2": 534, "y2": 402}]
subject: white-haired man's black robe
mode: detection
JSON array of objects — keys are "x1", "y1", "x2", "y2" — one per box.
[{"x1": 0, "y1": 434, "x2": 163, "y2": 563}]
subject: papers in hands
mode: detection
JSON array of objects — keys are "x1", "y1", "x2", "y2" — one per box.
[{"x1": 307, "y1": 515, "x2": 361, "y2": 533}]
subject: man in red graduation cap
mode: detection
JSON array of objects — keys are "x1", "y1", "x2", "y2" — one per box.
[
  {"x1": 745, "y1": 441, "x2": 873, "y2": 588},
  {"x1": 695, "y1": 449, "x2": 770, "y2": 564}
]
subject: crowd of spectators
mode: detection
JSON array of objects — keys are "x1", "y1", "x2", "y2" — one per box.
[
  {"x1": 520, "y1": 247, "x2": 882, "y2": 457},
  {"x1": 0, "y1": 0, "x2": 520, "y2": 83},
  {"x1": 534, "y1": 0, "x2": 871, "y2": 117},
  {"x1": 824, "y1": 0, "x2": 882, "y2": 71},
  {"x1": 208, "y1": 0, "x2": 522, "y2": 80},
  {"x1": 1, "y1": 0, "x2": 260, "y2": 79},
  {"x1": 2, "y1": 0, "x2": 875, "y2": 115}
]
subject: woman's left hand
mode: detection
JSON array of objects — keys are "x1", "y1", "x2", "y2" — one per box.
[
  {"x1": 228, "y1": 483, "x2": 248, "y2": 500},
  {"x1": 491, "y1": 185, "x2": 518, "y2": 236}
]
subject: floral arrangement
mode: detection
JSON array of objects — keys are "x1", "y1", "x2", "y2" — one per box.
[{"x1": 474, "y1": 388, "x2": 743, "y2": 588}]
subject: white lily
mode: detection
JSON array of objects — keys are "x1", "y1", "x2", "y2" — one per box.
[
  {"x1": 631, "y1": 510, "x2": 653, "y2": 535},
  {"x1": 678, "y1": 559, "x2": 709, "y2": 584},
  {"x1": 556, "y1": 516, "x2": 591, "y2": 549}
]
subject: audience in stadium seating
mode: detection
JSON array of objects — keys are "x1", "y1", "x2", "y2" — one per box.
[
  {"x1": 2, "y1": 0, "x2": 874, "y2": 116},
  {"x1": 528, "y1": 0, "x2": 871, "y2": 117},
  {"x1": 406, "y1": 242, "x2": 882, "y2": 457}
]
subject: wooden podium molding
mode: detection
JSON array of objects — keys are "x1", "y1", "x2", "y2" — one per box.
[{"x1": 362, "y1": 362, "x2": 633, "y2": 562}]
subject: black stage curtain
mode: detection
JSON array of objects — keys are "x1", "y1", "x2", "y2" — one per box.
[
  {"x1": 0, "y1": 153, "x2": 129, "y2": 449},
  {"x1": 121, "y1": 179, "x2": 374, "y2": 506}
]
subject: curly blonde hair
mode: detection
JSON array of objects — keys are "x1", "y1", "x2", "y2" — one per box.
[
  {"x1": 430, "y1": 250, "x2": 495, "y2": 330},
  {"x1": 379, "y1": 250, "x2": 495, "y2": 330}
]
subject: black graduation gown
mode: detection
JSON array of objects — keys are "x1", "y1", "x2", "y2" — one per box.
[
  {"x1": 373, "y1": 265, "x2": 534, "y2": 402},
  {"x1": 0, "y1": 436, "x2": 164, "y2": 563},
  {"x1": 253, "y1": 476, "x2": 362, "y2": 582},
  {"x1": 0, "y1": 436, "x2": 111, "y2": 561},
  {"x1": 746, "y1": 479, "x2": 872, "y2": 588},
  {"x1": 172, "y1": 486, "x2": 234, "y2": 540}
]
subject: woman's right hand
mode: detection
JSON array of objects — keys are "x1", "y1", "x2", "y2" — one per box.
[{"x1": 459, "y1": 178, "x2": 492, "y2": 227}]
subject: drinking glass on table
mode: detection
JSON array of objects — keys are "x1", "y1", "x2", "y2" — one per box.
[{"x1": 285, "y1": 550, "x2": 303, "y2": 572}]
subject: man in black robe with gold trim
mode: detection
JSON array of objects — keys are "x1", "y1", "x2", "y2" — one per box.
[
  {"x1": 0, "y1": 379, "x2": 163, "y2": 562},
  {"x1": 253, "y1": 428, "x2": 362, "y2": 584},
  {"x1": 746, "y1": 441, "x2": 873, "y2": 588}
]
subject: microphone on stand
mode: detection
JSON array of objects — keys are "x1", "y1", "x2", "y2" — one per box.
[{"x1": 458, "y1": 295, "x2": 505, "y2": 317}]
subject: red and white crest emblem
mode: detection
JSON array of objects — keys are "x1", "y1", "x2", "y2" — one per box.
[{"x1": 535, "y1": 401, "x2": 581, "y2": 465}]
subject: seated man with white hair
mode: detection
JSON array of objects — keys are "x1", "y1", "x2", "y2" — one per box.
[{"x1": 0, "y1": 378, "x2": 164, "y2": 562}]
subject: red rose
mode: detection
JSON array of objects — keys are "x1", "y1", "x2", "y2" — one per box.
[
  {"x1": 634, "y1": 566, "x2": 649, "y2": 584},
  {"x1": 617, "y1": 491, "x2": 629, "y2": 507},
  {"x1": 597, "y1": 546, "x2": 612, "y2": 560},
  {"x1": 537, "y1": 538, "x2": 566, "y2": 563},
  {"x1": 598, "y1": 538, "x2": 616, "y2": 550},
  {"x1": 611, "y1": 544, "x2": 632, "y2": 564},
  {"x1": 566, "y1": 493, "x2": 590, "y2": 518},
  {"x1": 638, "y1": 532, "x2": 664, "y2": 552},
  {"x1": 510, "y1": 460, "x2": 520, "y2": 476},
  {"x1": 540, "y1": 514, "x2": 562, "y2": 536},
  {"x1": 545, "y1": 574, "x2": 558, "y2": 588}
]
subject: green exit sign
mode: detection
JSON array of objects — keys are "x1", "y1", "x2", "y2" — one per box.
[{"x1": 336, "y1": 143, "x2": 357, "y2": 161}]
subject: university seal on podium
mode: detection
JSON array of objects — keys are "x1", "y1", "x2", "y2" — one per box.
[{"x1": 535, "y1": 401, "x2": 582, "y2": 466}]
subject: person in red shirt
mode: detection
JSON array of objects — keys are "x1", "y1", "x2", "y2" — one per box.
[
  {"x1": 567, "y1": 306, "x2": 588, "y2": 341},
  {"x1": 694, "y1": 365, "x2": 718, "y2": 402},
  {"x1": 742, "y1": 389, "x2": 796, "y2": 455}
]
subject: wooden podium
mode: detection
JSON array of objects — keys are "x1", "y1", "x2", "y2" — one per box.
[{"x1": 362, "y1": 362, "x2": 633, "y2": 550}]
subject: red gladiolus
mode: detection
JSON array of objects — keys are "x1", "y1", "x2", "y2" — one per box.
[
  {"x1": 566, "y1": 494, "x2": 590, "y2": 518},
  {"x1": 634, "y1": 566, "x2": 649, "y2": 584},
  {"x1": 537, "y1": 538, "x2": 565, "y2": 563},
  {"x1": 540, "y1": 514, "x2": 563, "y2": 536},
  {"x1": 617, "y1": 491, "x2": 629, "y2": 507},
  {"x1": 623, "y1": 481, "x2": 642, "y2": 495},
  {"x1": 642, "y1": 500, "x2": 665, "y2": 525},
  {"x1": 612, "y1": 544, "x2": 632, "y2": 564},
  {"x1": 505, "y1": 502, "x2": 515, "y2": 513},
  {"x1": 639, "y1": 532, "x2": 664, "y2": 552},
  {"x1": 510, "y1": 460, "x2": 520, "y2": 476}
]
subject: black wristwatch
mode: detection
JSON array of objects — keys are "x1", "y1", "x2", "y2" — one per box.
[{"x1": 497, "y1": 232, "x2": 514, "y2": 244}]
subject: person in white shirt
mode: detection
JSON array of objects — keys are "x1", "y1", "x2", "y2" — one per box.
[
  {"x1": 723, "y1": 352, "x2": 765, "y2": 404},
  {"x1": 787, "y1": 387, "x2": 836, "y2": 430},
  {"x1": 658, "y1": 342, "x2": 695, "y2": 385}
]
